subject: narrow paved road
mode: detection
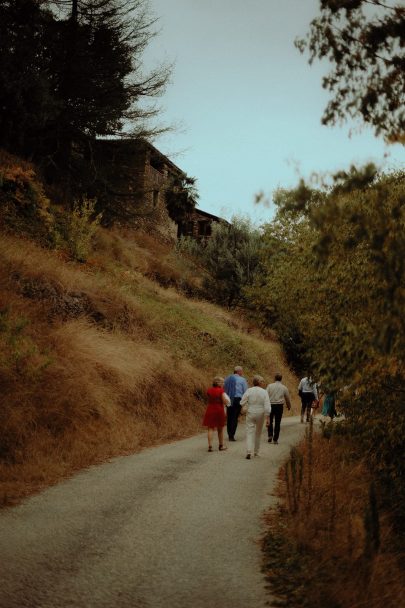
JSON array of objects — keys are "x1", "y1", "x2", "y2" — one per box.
[{"x1": 0, "y1": 417, "x2": 305, "y2": 608}]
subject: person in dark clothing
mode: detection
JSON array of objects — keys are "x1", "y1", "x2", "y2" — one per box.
[
  {"x1": 266, "y1": 373, "x2": 291, "y2": 444},
  {"x1": 298, "y1": 375, "x2": 318, "y2": 423},
  {"x1": 223, "y1": 366, "x2": 248, "y2": 441}
]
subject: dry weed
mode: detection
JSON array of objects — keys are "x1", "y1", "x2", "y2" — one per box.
[{"x1": 263, "y1": 430, "x2": 404, "y2": 608}]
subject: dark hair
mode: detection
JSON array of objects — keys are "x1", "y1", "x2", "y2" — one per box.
[{"x1": 275, "y1": 373, "x2": 282, "y2": 381}]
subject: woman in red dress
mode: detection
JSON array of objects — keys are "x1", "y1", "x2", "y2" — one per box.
[{"x1": 202, "y1": 376, "x2": 229, "y2": 452}]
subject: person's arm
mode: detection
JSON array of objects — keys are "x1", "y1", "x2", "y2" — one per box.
[
  {"x1": 263, "y1": 390, "x2": 271, "y2": 415},
  {"x1": 284, "y1": 387, "x2": 291, "y2": 410},
  {"x1": 240, "y1": 389, "x2": 249, "y2": 407},
  {"x1": 222, "y1": 392, "x2": 231, "y2": 407}
]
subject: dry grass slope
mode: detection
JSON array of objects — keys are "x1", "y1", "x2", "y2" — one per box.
[{"x1": 0, "y1": 157, "x2": 298, "y2": 504}]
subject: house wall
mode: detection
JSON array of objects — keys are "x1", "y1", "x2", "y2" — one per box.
[{"x1": 93, "y1": 140, "x2": 178, "y2": 240}]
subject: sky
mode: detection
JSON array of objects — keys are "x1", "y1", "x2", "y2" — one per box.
[{"x1": 142, "y1": 0, "x2": 405, "y2": 223}]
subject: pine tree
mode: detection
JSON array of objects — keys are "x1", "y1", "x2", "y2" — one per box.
[
  {"x1": 0, "y1": 1, "x2": 57, "y2": 155},
  {"x1": 46, "y1": 0, "x2": 170, "y2": 169},
  {"x1": 0, "y1": 0, "x2": 170, "y2": 167}
]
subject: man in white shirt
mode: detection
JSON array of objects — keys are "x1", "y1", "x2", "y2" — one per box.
[{"x1": 266, "y1": 373, "x2": 291, "y2": 444}]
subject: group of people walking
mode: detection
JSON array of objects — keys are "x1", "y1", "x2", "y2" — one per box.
[
  {"x1": 202, "y1": 366, "x2": 292, "y2": 459},
  {"x1": 203, "y1": 366, "x2": 336, "y2": 458}
]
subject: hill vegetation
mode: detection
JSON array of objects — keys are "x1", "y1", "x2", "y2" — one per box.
[{"x1": 0, "y1": 150, "x2": 298, "y2": 505}]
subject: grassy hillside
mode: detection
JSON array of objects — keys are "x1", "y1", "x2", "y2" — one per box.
[{"x1": 0, "y1": 151, "x2": 298, "y2": 505}]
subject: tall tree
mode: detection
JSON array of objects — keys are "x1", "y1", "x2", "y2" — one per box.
[
  {"x1": 0, "y1": 1, "x2": 57, "y2": 155},
  {"x1": 0, "y1": 0, "x2": 170, "y2": 167},
  {"x1": 46, "y1": 0, "x2": 170, "y2": 168},
  {"x1": 296, "y1": 1, "x2": 405, "y2": 142}
]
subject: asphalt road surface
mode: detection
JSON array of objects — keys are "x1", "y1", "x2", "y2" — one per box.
[{"x1": 0, "y1": 416, "x2": 305, "y2": 608}]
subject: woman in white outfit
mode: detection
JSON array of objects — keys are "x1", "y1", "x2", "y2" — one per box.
[{"x1": 240, "y1": 375, "x2": 271, "y2": 459}]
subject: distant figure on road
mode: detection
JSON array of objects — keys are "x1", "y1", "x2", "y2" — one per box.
[
  {"x1": 321, "y1": 392, "x2": 337, "y2": 420},
  {"x1": 224, "y1": 365, "x2": 248, "y2": 441},
  {"x1": 298, "y1": 374, "x2": 318, "y2": 423},
  {"x1": 266, "y1": 373, "x2": 291, "y2": 444},
  {"x1": 202, "y1": 376, "x2": 230, "y2": 452},
  {"x1": 240, "y1": 375, "x2": 271, "y2": 459}
]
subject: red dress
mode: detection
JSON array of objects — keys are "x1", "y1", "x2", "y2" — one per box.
[{"x1": 202, "y1": 386, "x2": 226, "y2": 428}]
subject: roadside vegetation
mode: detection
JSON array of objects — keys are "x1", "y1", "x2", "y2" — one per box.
[
  {"x1": 251, "y1": 169, "x2": 405, "y2": 607},
  {"x1": 262, "y1": 422, "x2": 402, "y2": 608},
  {"x1": 250, "y1": 167, "x2": 405, "y2": 512},
  {"x1": 256, "y1": 1, "x2": 405, "y2": 602}
]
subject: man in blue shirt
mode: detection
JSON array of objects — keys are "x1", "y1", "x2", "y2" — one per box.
[{"x1": 224, "y1": 366, "x2": 248, "y2": 441}]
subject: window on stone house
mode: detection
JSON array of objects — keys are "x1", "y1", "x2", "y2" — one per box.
[
  {"x1": 153, "y1": 190, "x2": 159, "y2": 207},
  {"x1": 198, "y1": 220, "x2": 211, "y2": 237}
]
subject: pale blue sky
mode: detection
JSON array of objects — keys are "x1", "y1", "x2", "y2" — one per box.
[{"x1": 142, "y1": 0, "x2": 405, "y2": 223}]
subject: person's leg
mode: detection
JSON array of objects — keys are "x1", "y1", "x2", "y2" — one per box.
[
  {"x1": 245, "y1": 413, "x2": 255, "y2": 457},
  {"x1": 227, "y1": 398, "x2": 241, "y2": 439},
  {"x1": 218, "y1": 426, "x2": 227, "y2": 450},
  {"x1": 227, "y1": 404, "x2": 236, "y2": 439},
  {"x1": 207, "y1": 428, "x2": 214, "y2": 451},
  {"x1": 268, "y1": 409, "x2": 274, "y2": 440},
  {"x1": 300, "y1": 399, "x2": 305, "y2": 423},
  {"x1": 232, "y1": 397, "x2": 242, "y2": 439},
  {"x1": 306, "y1": 397, "x2": 312, "y2": 422},
  {"x1": 301, "y1": 393, "x2": 314, "y2": 422},
  {"x1": 254, "y1": 412, "x2": 264, "y2": 455},
  {"x1": 273, "y1": 404, "x2": 284, "y2": 442}
]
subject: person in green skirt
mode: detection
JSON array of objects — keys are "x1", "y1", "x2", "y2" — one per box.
[{"x1": 321, "y1": 392, "x2": 337, "y2": 419}]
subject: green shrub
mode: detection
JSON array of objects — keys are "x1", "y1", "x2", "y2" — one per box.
[
  {"x1": 250, "y1": 168, "x2": 405, "y2": 524},
  {"x1": 52, "y1": 197, "x2": 102, "y2": 262}
]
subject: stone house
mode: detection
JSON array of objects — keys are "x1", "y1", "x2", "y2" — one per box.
[
  {"x1": 93, "y1": 138, "x2": 223, "y2": 240},
  {"x1": 177, "y1": 208, "x2": 223, "y2": 240}
]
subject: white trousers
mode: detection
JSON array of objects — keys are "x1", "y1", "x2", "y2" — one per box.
[{"x1": 246, "y1": 410, "x2": 265, "y2": 455}]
